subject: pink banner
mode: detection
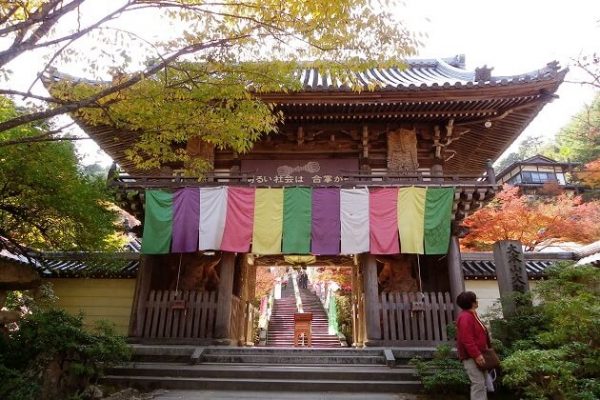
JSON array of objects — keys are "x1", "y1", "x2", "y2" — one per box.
[
  {"x1": 220, "y1": 187, "x2": 255, "y2": 252},
  {"x1": 369, "y1": 188, "x2": 400, "y2": 254}
]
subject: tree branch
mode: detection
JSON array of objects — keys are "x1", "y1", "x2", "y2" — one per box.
[
  {"x1": 0, "y1": 89, "x2": 67, "y2": 103},
  {"x1": 0, "y1": 35, "x2": 251, "y2": 133}
]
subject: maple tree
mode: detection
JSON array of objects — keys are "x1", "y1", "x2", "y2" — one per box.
[
  {"x1": 254, "y1": 266, "x2": 286, "y2": 300},
  {"x1": 577, "y1": 158, "x2": 600, "y2": 189},
  {"x1": 311, "y1": 267, "x2": 352, "y2": 292},
  {"x1": 462, "y1": 186, "x2": 600, "y2": 251}
]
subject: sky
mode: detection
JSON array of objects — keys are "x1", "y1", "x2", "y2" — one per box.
[{"x1": 3, "y1": 0, "x2": 600, "y2": 167}]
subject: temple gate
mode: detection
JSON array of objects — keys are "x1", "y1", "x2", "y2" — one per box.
[{"x1": 49, "y1": 56, "x2": 566, "y2": 346}]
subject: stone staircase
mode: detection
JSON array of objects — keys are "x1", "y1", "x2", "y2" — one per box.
[
  {"x1": 266, "y1": 286, "x2": 341, "y2": 348},
  {"x1": 102, "y1": 345, "x2": 424, "y2": 393}
]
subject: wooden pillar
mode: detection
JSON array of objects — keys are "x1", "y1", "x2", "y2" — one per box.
[
  {"x1": 486, "y1": 159, "x2": 497, "y2": 184},
  {"x1": 245, "y1": 254, "x2": 257, "y2": 301},
  {"x1": 351, "y1": 264, "x2": 358, "y2": 346},
  {"x1": 129, "y1": 255, "x2": 154, "y2": 338},
  {"x1": 214, "y1": 252, "x2": 236, "y2": 340},
  {"x1": 361, "y1": 254, "x2": 381, "y2": 344},
  {"x1": 448, "y1": 236, "x2": 465, "y2": 315}
]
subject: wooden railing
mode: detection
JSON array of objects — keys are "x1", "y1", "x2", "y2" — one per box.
[
  {"x1": 379, "y1": 291, "x2": 455, "y2": 346},
  {"x1": 141, "y1": 290, "x2": 217, "y2": 339}
]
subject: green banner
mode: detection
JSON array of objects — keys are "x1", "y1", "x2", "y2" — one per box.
[
  {"x1": 141, "y1": 190, "x2": 173, "y2": 254},
  {"x1": 424, "y1": 188, "x2": 454, "y2": 254},
  {"x1": 282, "y1": 187, "x2": 312, "y2": 254}
]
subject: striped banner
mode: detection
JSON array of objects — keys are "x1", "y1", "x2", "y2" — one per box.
[{"x1": 140, "y1": 186, "x2": 454, "y2": 256}]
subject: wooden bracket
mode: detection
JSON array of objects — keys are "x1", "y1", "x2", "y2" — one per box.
[{"x1": 432, "y1": 118, "x2": 470, "y2": 161}]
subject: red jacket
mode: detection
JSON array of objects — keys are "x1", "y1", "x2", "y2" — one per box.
[{"x1": 456, "y1": 310, "x2": 489, "y2": 360}]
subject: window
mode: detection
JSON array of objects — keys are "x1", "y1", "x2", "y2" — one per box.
[{"x1": 521, "y1": 171, "x2": 557, "y2": 184}]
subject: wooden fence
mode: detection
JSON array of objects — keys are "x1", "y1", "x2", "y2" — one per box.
[
  {"x1": 141, "y1": 290, "x2": 217, "y2": 339},
  {"x1": 379, "y1": 291, "x2": 455, "y2": 346}
]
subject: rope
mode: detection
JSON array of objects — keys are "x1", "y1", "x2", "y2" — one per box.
[
  {"x1": 174, "y1": 253, "x2": 183, "y2": 297},
  {"x1": 416, "y1": 254, "x2": 423, "y2": 293}
]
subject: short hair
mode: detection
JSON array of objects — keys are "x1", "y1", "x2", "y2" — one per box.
[{"x1": 456, "y1": 291, "x2": 477, "y2": 310}]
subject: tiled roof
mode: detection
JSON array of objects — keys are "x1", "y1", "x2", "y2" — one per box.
[
  {"x1": 462, "y1": 259, "x2": 558, "y2": 280},
  {"x1": 47, "y1": 55, "x2": 565, "y2": 93},
  {"x1": 0, "y1": 236, "x2": 141, "y2": 279},
  {"x1": 36, "y1": 254, "x2": 139, "y2": 279},
  {"x1": 297, "y1": 56, "x2": 564, "y2": 92}
]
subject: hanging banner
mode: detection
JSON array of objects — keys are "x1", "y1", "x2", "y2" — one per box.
[
  {"x1": 172, "y1": 188, "x2": 200, "y2": 253},
  {"x1": 140, "y1": 186, "x2": 455, "y2": 256},
  {"x1": 282, "y1": 187, "x2": 312, "y2": 254},
  {"x1": 141, "y1": 190, "x2": 173, "y2": 254},
  {"x1": 199, "y1": 187, "x2": 228, "y2": 251},
  {"x1": 398, "y1": 187, "x2": 426, "y2": 254},
  {"x1": 311, "y1": 188, "x2": 341, "y2": 255},
  {"x1": 221, "y1": 187, "x2": 255, "y2": 252},
  {"x1": 369, "y1": 188, "x2": 400, "y2": 255},
  {"x1": 252, "y1": 188, "x2": 284, "y2": 254},
  {"x1": 340, "y1": 188, "x2": 370, "y2": 254},
  {"x1": 424, "y1": 188, "x2": 454, "y2": 254}
]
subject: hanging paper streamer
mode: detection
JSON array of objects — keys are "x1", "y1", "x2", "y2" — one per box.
[
  {"x1": 424, "y1": 187, "x2": 454, "y2": 254},
  {"x1": 141, "y1": 190, "x2": 173, "y2": 254},
  {"x1": 398, "y1": 187, "x2": 426, "y2": 254},
  {"x1": 221, "y1": 187, "x2": 255, "y2": 252},
  {"x1": 172, "y1": 188, "x2": 200, "y2": 253},
  {"x1": 252, "y1": 188, "x2": 284, "y2": 254},
  {"x1": 311, "y1": 188, "x2": 340, "y2": 255},
  {"x1": 340, "y1": 188, "x2": 370, "y2": 254},
  {"x1": 369, "y1": 188, "x2": 400, "y2": 254},
  {"x1": 282, "y1": 187, "x2": 312, "y2": 254},
  {"x1": 199, "y1": 187, "x2": 228, "y2": 250}
]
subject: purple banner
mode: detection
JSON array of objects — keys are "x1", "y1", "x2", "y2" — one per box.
[
  {"x1": 241, "y1": 159, "x2": 358, "y2": 185},
  {"x1": 171, "y1": 188, "x2": 200, "y2": 253},
  {"x1": 311, "y1": 188, "x2": 341, "y2": 255}
]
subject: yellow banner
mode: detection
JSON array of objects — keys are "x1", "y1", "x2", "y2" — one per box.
[
  {"x1": 398, "y1": 187, "x2": 426, "y2": 254},
  {"x1": 252, "y1": 188, "x2": 284, "y2": 254}
]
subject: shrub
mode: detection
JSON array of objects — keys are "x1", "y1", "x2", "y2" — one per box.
[
  {"x1": 0, "y1": 309, "x2": 130, "y2": 400},
  {"x1": 410, "y1": 344, "x2": 470, "y2": 395},
  {"x1": 334, "y1": 292, "x2": 353, "y2": 344},
  {"x1": 499, "y1": 263, "x2": 600, "y2": 400}
]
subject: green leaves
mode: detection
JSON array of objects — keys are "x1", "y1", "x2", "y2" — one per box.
[
  {"x1": 0, "y1": 97, "x2": 123, "y2": 251},
  {"x1": 499, "y1": 264, "x2": 600, "y2": 400}
]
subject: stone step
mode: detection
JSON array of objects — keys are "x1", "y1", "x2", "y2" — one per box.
[
  {"x1": 199, "y1": 354, "x2": 385, "y2": 365},
  {"x1": 107, "y1": 363, "x2": 417, "y2": 381},
  {"x1": 102, "y1": 375, "x2": 421, "y2": 393}
]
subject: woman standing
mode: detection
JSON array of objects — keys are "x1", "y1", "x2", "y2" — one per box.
[{"x1": 456, "y1": 291, "x2": 489, "y2": 400}]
